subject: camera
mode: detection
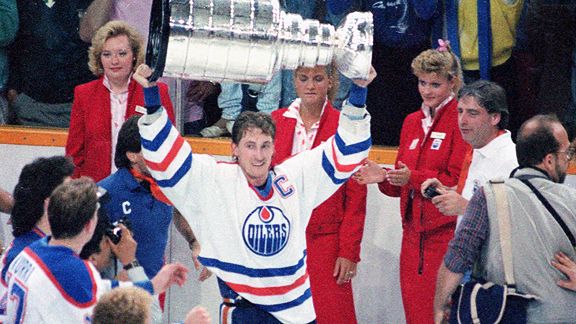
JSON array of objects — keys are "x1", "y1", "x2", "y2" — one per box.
[
  {"x1": 105, "y1": 217, "x2": 131, "y2": 245},
  {"x1": 424, "y1": 186, "x2": 441, "y2": 199}
]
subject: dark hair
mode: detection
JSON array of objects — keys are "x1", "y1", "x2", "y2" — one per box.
[
  {"x1": 79, "y1": 205, "x2": 110, "y2": 260},
  {"x1": 458, "y1": 80, "x2": 509, "y2": 129},
  {"x1": 48, "y1": 178, "x2": 99, "y2": 239},
  {"x1": 516, "y1": 114, "x2": 562, "y2": 167},
  {"x1": 114, "y1": 115, "x2": 142, "y2": 169},
  {"x1": 231, "y1": 111, "x2": 276, "y2": 145},
  {"x1": 11, "y1": 156, "x2": 74, "y2": 237}
]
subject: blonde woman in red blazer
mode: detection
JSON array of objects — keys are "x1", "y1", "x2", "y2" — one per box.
[
  {"x1": 271, "y1": 64, "x2": 367, "y2": 324},
  {"x1": 355, "y1": 45, "x2": 470, "y2": 324},
  {"x1": 66, "y1": 21, "x2": 174, "y2": 182}
]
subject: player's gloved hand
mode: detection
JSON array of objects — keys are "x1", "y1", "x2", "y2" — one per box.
[{"x1": 133, "y1": 64, "x2": 162, "y2": 114}]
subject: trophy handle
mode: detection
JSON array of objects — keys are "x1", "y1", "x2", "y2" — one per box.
[{"x1": 146, "y1": 0, "x2": 170, "y2": 82}]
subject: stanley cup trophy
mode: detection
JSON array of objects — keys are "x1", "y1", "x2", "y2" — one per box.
[{"x1": 146, "y1": 0, "x2": 373, "y2": 83}]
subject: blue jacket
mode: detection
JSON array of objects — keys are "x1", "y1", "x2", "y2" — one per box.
[
  {"x1": 327, "y1": 0, "x2": 437, "y2": 47},
  {"x1": 99, "y1": 168, "x2": 174, "y2": 277}
]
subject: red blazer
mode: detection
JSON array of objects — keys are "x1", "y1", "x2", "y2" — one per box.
[
  {"x1": 66, "y1": 77, "x2": 175, "y2": 182},
  {"x1": 271, "y1": 103, "x2": 367, "y2": 262},
  {"x1": 378, "y1": 98, "x2": 470, "y2": 232}
]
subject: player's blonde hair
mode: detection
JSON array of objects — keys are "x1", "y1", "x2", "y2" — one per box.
[
  {"x1": 88, "y1": 20, "x2": 145, "y2": 76},
  {"x1": 411, "y1": 44, "x2": 463, "y2": 93}
]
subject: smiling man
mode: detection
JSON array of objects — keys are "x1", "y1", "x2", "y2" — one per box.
[
  {"x1": 421, "y1": 80, "x2": 518, "y2": 226},
  {"x1": 133, "y1": 63, "x2": 375, "y2": 324}
]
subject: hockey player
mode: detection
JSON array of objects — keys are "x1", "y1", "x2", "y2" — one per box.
[
  {"x1": 133, "y1": 63, "x2": 376, "y2": 323},
  {"x1": 4, "y1": 178, "x2": 188, "y2": 323},
  {"x1": 0, "y1": 156, "x2": 74, "y2": 322}
]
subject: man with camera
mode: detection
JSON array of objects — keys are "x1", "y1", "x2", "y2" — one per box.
[
  {"x1": 97, "y1": 115, "x2": 210, "y2": 310},
  {"x1": 80, "y1": 201, "x2": 165, "y2": 323},
  {"x1": 420, "y1": 80, "x2": 517, "y2": 226}
]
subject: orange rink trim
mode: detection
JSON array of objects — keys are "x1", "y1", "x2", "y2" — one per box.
[{"x1": 1, "y1": 126, "x2": 574, "y2": 173}]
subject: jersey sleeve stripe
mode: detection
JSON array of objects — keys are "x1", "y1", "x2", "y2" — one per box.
[
  {"x1": 197, "y1": 250, "x2": 306, "y2": 277},
  {"x1": 330, "y1": 140, "x2": 365, "y2": 173},
  {"x1": 141, "y1": 117, "x2": 173, "y2": 152},
  {"x1": 224, "y1": 272, "x2": 308, "y2": 296},
  {"x1": 154, "y1": 154, "x2": 192, "y2": 188},
  {"x1": 334, "y1": 132, "x2": 371, "y2": 155},
  {"x1": 134, "y1": 280, "x2": 154, "y2": 295},
  {"x1": 145, "y1": 135, "x2": 186, "y2": 172},
  {"x1": 321, "y1": 153, "x2": 356, "y2": 185}
]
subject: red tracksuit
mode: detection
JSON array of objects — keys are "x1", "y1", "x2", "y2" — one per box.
[
  {"x1": 272, "y1": 102, "x2": 367, "y2": 324},
  {"x1": 66, "y1": 77, "x2": 175, "y2": 182},
  {"x1": 378, "y1": 98, "x2": 469, "y2": 324}
]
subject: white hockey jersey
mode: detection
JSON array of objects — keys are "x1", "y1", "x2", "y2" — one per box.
[
  {"x1": 139, "y1": 103, "x2": 371, "y2": 323},
  {"x1": 5, "y1": 237, "x2": 149, "y2": 323}
]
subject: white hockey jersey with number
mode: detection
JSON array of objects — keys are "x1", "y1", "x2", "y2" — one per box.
[
  {"x1": 139, "y1": 103, "x2": 371, "y2": 323},
  {"x1": 5, "y1": 237, "x2": 149, "y2": 323}
]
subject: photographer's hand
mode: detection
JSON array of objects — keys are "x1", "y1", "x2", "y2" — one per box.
[
  {"x1": 109, "y1": 224, "x2": 137, "y2": 266},
  {"x1": 431, "y1": 190, "x2": 468, "y2": 216},
  {"x1": 421, "y1": 178, "x2": 443, "y2": 197}
]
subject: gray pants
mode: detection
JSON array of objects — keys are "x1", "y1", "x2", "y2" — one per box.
[{"x1": 11, "y1": 93, "x2": 72, "y2": 128}]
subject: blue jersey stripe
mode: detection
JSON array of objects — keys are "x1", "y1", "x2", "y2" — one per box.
[
  {"x1": 334, "y1": 132, "x2": 371, "y2": 155},
  {"x1": 256, "y1": 288, "x2": 312, "y2": 312},
  {"x1": 321, "y1": 153, "x2": 348, "y2": 185},
  {"x1": 134, "y1": 280, "x2": 155, "y2": 295},
  {"x1": 141, "y1": 118, "x2": 172, "y2": 152},
  {"x1": 156, "y1": 154, "x2": 192, "y2": 188},
  {"x1": 198, "y1": 250, "x2": 306, "y2": 277}
]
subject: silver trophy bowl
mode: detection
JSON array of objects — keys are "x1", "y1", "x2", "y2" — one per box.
[{"x1": 146, "y1": 0, "x2": 372, "y2": 83}]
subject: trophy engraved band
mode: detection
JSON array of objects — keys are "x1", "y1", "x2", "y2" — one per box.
[{"x1": 146, "y1": 0, "x2": 373, "y2": 83}]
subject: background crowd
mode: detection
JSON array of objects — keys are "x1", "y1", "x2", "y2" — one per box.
[{"x1": 0, "y1": 0, "x2": 574, "y2": 145}]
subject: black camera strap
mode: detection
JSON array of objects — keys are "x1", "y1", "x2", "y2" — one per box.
[{"x1": 518, "y1": 178, "x2": 576, "y2": 248}]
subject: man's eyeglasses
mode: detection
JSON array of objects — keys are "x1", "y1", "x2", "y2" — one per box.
[{"x1": 555, "y1": 149, "x2": 575, "y2": 161}]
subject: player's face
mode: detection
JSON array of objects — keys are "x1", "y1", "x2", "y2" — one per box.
[
  {"x1": 458, "y1": 96, "x2": 500, "y2": 149},
  {"x1": 90, "y1": 237, "x2": 114, "y2": 272},
  {"x1": 129, "y1": 151, "x2": 151, "y2": 177},
  {"x1": 101, "y1": 34, "x2": 134, "y2": 85},
  {"x1": 294, "y1": 66, "x2": 331, "y2": 109},
  {"x1": 417, "y1": 72, "x2": 455, "y2": 110},
  {"x1": 232, "y1": 128, "x2": 274, "y2": 187}
]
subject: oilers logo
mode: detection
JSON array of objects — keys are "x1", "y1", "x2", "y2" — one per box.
[{"x1": 242, "y1": 206, "x2": 290, "y2": 256}]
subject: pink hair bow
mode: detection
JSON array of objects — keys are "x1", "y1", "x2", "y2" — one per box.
[{"x1": 437, "y1": 39, "x2": 450, "y2": 52}]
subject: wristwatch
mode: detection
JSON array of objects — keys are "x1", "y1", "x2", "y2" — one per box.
[{"x1": 123, "y1": 259, "x2": 141, "y2": 271}]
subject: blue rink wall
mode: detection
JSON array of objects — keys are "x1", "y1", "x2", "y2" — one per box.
[{"x1": 10, "y1": 143, "x2": 576, "y2": 323}]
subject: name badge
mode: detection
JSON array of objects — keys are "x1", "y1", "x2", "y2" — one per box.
[
  {"x1": 431, "y1": 132, "x2": 446, "y2": 140},
  {"x1": 135, "y1": 105, "x2": 147, "y2": 114},
  {"x1": 431, "y1": 138, "x2": 443, "y2": 150},
  {"x1": 409, "y1": 139, "x2": 419, "y2": 150}
]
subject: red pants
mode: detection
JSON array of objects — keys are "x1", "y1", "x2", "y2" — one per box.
[
  {"x1": 400, "y1": 225, "x2": 454, "y2": 324},
  {"x1": 307, "y1": 232, "x2": 358, "y2": 324}
]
